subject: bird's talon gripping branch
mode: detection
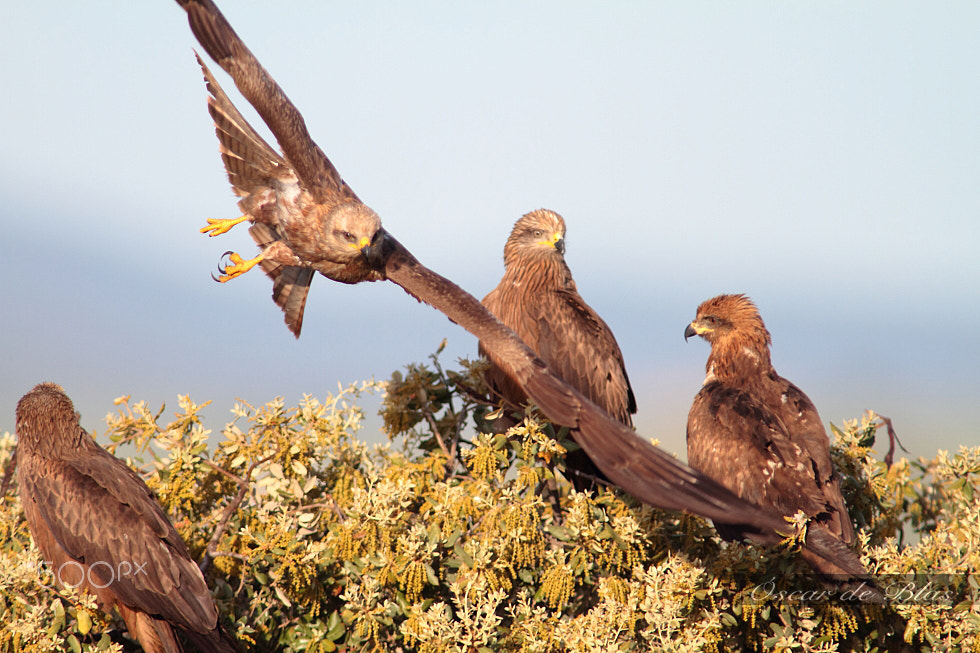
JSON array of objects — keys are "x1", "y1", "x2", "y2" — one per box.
[
  {"x1": 214, "y1": 251, "x2": 263, "y2": 282},
  {"x1": 200, "y1": 215, "x2": 249, "y2": 237}
]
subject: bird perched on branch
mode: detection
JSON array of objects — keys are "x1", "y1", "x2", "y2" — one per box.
[
  {"x1": 481, "y1": 209, "x2": 636, "y2": 488},
  {"x1": 15, "y1": 383, "x2": 238, "y2": 653},
  {"x1": 175, "y1": 0, "x2": 876, "y2": 583},
  {"x1": 685, "y1": 294, "x2": 860, "y2": 574}
]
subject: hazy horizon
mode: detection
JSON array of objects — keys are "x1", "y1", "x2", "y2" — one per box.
[{"x1": 2, "y1": 2, "x2": 977, "y2": 461}]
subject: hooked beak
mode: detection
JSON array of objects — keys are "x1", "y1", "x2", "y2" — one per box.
[
  {"x1": 361, "y1": 231, "x2": 388, "y2": 269},
  {"x1": 554, "y1": 237, "x2": 565, "y2": 255},
  {"x1": 684, "y1": 322, "x2": 700, "y2": 341}
]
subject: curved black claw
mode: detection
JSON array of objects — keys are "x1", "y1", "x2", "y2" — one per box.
[{"x1": 211, "y1": 251, "x2": 235, "y2": 282}]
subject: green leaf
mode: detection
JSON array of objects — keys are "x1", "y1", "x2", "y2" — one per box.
[
  {"x1": 76, "y1": 609, "x2": 92, "y2": 635},
  {"x1": 427, "y1": 521, "x2": 441, "y2": 546},
  {"x1": 326, "y1": 614, "x2": 346, "y2": 640},
  {"x1": 454, "y1": 541, "x2": 475, "y2": 568},
  {"x1": 546, "y1": 525, "x2": 572, "y2": 540}
]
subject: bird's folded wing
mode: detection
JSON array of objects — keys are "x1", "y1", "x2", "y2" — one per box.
[{"x1": 21, "y1": 449, "x2": 217, "y2": 632}]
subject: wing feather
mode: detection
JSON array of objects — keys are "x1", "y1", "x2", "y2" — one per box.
[
  {"x1": 199, "y1": 54, "x2": 288, "y2": 196},
  {"x1": 535, "y1": 290, "x2": 635, "y2": 425},
  {"x1": 481, "y1": 279, "x2": 635, "y2": 426},
  {"x1": 688, "y1": 381, "x2": 855, "y2": 545},
  {"x1": 18, "y1": 445, "x2": 216, "y2": 632},
  {"x1": 392, "y1": 244, "x2": 780, "y2": 524},
  {"x1": 777, "y1": 379, "x2": 856, "y2": 544},
  {"x1": 178, "y1": 0, "x2": 357, "y2": 204}
]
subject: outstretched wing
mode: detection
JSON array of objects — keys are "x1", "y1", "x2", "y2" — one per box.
[
  {"x1": 383, "y1": 242, "x2": 873, "y2": 582},
  {"x1": 176, "y1": 0, "x2": 874, "y2": 588},
  {"x1": 199, "y1": 53, "x2": 289, "y2": 199},
  {"x1": 18, "y1": 442, "x2": 217, "y2": 633},
  {"x1": 178, "y1": 0, "x2": 357, "y2": 205}
]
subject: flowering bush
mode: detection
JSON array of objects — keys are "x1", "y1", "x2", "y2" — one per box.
[{"x1": 1, "y1": 349, "x2": 977, "y2": 652}]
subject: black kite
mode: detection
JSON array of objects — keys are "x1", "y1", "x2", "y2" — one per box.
[
  {"x1": 196, "y1": 50, "x2": 386, "y2": 336},
  {"x1": 686, "y1": 294, "x2": 860, "y2": 572},
  {"x1": 175, "y1": 0, "x2": 874, "y2": 581},
  {"x1": 481, "y1": 209, "x2": 636, "y2": 487},
  {"x1": 15, "y1": 383, "x2": 237, "y2": 653}
]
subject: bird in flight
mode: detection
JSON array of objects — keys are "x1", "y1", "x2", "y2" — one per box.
[
  {"x1": 192, "y1": 34, "x2": 387, "y2": 336},
  {"x1": 16, "y1": 383, "x2": 238, "y2": 653},
  {"x1": 175, "y1": 0, "x2": 875, "y2": 581},
  {"x1": 481, "y1": 209, "x2": 636, "y2": 488},
  {"x1": 685, "y1": 294, "x2": 860, "y2": 575}
]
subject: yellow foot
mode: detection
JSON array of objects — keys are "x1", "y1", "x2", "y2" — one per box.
[
  {"x1": 200, "y1": 215, "x2": 249, "y2": 237},
  {"x1": 214, "y1": 251, "x2": 264, "y2": 283}
]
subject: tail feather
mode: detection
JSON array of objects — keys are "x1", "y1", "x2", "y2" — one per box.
[
  {"x1": 250, "y1": 223, "x2": 313, "y2": 337},
  {"x1": 180, "y1": 623, "x2": 241, "y2": 653},
  {"x1": 116, "y1": 604, "x2": 181, "y2": 653}
]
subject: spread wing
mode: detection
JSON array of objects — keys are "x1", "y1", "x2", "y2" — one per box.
[
  {"x1": 176, "y1": 0, "x2": 873, "y2": 587},
  {"x1": 199, "y1": 53, "x2": 290, "y2": 200},
  {"x1": 383, "y1": 243, "x2": 874, "y2": 582},
  {"x1": 393, "y1": 249, "x2": 777, "y2": 519},
  {"x1": 178, "y1": 0, "x2": 358, "y2": 204},
  {"x1": 18, "y1": 443, "x2": 217, "y2": 633}
]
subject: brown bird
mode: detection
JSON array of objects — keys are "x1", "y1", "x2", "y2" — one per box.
[
  {"x1": 481, "y1": 209, "x2": 636, "y2": 487},
  {"x1": 685, "y1": 294, "x2": 861, "y2": 574},
  {"x1": 15, "y1": 383, "x2": 238, "y2": 653},
  {"x1": 192, "y1": 37, "x2": 386, "y2": 336},
  {"x1": 175, "y1": 0, "x2": 875, "y2": 581}
]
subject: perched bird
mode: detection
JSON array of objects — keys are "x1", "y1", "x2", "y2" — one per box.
[
  {"x1": 481, "y1": 209, "x2": 636, "y2": 487},
  {"x1": 175, "y1": 0, "x2": 875, "y2": 580},
  {"x1": 685, "y1": 294, "x2": 860, "y2": 573},
  {"x1": 15, "y1": 383, "x2": 238, "y2": 653}
]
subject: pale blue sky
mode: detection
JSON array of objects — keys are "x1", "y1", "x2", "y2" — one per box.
[{"x1": 1, "y1": 2, "x2": 977, "y2": 458}]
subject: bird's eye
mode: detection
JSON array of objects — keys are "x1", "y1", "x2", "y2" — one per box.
[
  {"x1": 532, "y1": 229, "x2": 544, "y2": 238},
  {"x1": 343, "y1": 231, "x2": 355, "y2": 242}
]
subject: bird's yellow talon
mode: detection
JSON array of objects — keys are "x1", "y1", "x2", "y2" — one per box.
[
  {"x1": 216, "y1": 252, "x2": 263, "y2": 282},
  {"x1": 200, "y1": 215, "x2": 249, "y2": 237}
]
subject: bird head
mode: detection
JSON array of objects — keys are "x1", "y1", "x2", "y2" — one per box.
[
  {"x1": 504, "y1": 209, "x2": 567, "y2": 264},
  {"x1": 327, "y1": 203, "x2": 386, "y2": 265},
  {"x1": 685, "y1": 294, "x2": 772, "y2": 352},
  {"x1": 16, "y1": 383, "x2": 83, "y2": 458}
]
